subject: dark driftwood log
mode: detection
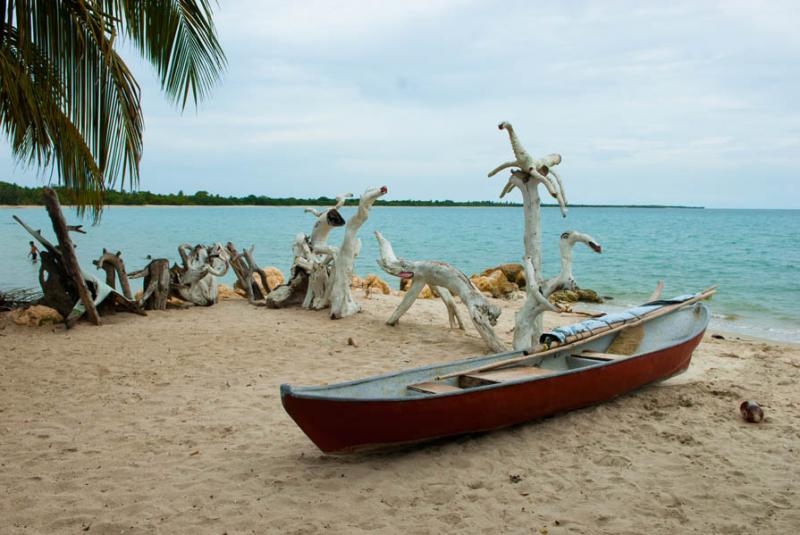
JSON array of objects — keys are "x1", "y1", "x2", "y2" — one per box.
[
  {"x1": 42, "y1": 188, "x2": 101, "y2": 325},
  {"x1": 14, "y1": 215, "x2": 75, "y2": 320},
  {"x1": 130, "y1": 259, "x2": 171, "y2": 310},
  {"x1": 38, "y1": 250, "x2": 77, "y2": 317},
  {"x1": 92, "y1": 249, "x2": 133, "y2": 299},
  {"x1": 227, "y1": 242, "x2": 271, "y2": 304},
  {"x1": 265, "y1": 268, "x2": 308, "y2": 309},
  {"x1": 227, "y1": 242, "x2": 264, "y2": 303},
  {"x1": 144, "y1": 259, "x2": 170, "y2": 310}
]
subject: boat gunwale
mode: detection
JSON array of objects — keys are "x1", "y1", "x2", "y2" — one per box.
[{"x1": 280, "y1": 303, "x2": 709, "y2": 403}]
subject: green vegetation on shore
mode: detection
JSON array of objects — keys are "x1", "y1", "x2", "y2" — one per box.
[{"x1": 0, "y1": 181, "x2": 703, "y2": 209}]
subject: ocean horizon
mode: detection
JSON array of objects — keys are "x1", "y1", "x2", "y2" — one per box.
[{"x1": 2, "y1": 205, "x2": 798, "y2": 343}]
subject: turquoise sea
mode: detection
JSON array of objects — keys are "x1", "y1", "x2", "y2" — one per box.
[{"x1": 1, "y1": 206, "x2": 798, "y2": 343}]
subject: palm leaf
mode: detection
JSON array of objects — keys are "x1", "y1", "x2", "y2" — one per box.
[{"x1": 0, "y1": 0, "x2": 226, "y2": 217}]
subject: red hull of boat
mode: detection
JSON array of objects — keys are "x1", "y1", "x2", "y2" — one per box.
[{"x1": 281, "y1": 330, "x2": 705, "y2": 454}]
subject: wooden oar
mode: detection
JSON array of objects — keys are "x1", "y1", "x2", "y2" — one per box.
[{"x1": 435, "y1": 286, "x2": 717, "y2": 381}]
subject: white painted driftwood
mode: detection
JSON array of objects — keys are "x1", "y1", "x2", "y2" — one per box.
[
  {"x1": 329, "y1": 186, "x2": 388, "y2": 318},
  {"x1": 306, "y1": 193, "x2": 351, "y2": 247},
  {"x1": 490, "y1": 121, "x2": 601, "y2": 349},
  {"x1": 488, "y1": 122, "x2": 567, "y2": 217},
  {"x1": 265, "y1": 192, "x2": 369, "y2": 311},
  {"x1": 542, "y1": 231, "x2": 602, "y2": 296},
  {"x1": 375, "y1": 231, "x2": 505, "y2": 353},
  {"x1": 513, "y1": 257, "x2": 559, "y2": 350},
  {"x1": 302, "y1": 193, "x2": 350, "y2": 310},
  {"x1": 172, "y1": 243, "x2": 229, "y2": 306}
]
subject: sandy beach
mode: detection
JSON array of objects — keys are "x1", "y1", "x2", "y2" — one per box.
[{"x1": 1, "y1": 292, "x2": 798, "y2": 534}]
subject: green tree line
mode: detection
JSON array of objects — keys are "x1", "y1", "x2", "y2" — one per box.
[
  {"x1": 0, "y1": 181, "x2": 525, "y2": 208},
  {"x1": 0, "y1": 181, "x2": 702, "y2": 209}
]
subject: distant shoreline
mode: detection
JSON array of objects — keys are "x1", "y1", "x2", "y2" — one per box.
[
  {"x1": 0, "y1": 203, "x2": 706, "y2": 209},
  {"x1": 0, "y1": 181, "x2": 705, "y2": 209}
]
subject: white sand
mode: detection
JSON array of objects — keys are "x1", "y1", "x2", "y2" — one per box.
[{"x1": 1, "y1": 293, "x2": 798, "y2": 534}]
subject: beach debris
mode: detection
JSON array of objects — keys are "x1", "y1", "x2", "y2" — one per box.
[
  {"x1": 375, "y1": 231, "x2": 501, "y2": 351},
  {"x1": 740, "y1": 401, "x2": 764, "y2": 423},
  {"x1": 712, "y1": 334, "x2": 725, "y2": 340},
  {"x1": 509, "y1": 474, "x2": 523, "y2": 483},
  {"x1": 347, "y1": 337, "x2": 358, "y2": 347},
  {"x1": 0, "y1": 288, "x2": 42, "y2": 311}
]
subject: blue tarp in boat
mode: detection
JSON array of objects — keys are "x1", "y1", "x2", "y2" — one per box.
[{"x1": 539, "y1": 293, "x2": 697, "y2": 345}]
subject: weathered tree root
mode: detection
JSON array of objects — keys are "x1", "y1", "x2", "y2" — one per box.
[
  {"x1": 227, "y1": 242, "x2": 271, "y2": 305},
  {"x1": 375, "y1": 231, "x2": 505, "y2": 353}
]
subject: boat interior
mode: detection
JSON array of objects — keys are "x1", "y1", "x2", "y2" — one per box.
[{"x1": 286, "y1": 303, "x2": 708, "y2": 400}]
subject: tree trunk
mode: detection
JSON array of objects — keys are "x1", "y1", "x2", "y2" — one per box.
[{"x1": 42, "y1": 188, "x2": 101, "y2": 326}]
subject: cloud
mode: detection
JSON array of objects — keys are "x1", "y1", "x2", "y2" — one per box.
[{"x1": 1, "y1": 0, "x2": 799, "y2": 208}]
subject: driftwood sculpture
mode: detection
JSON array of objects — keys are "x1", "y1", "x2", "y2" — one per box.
[
  {"x1": 266, "y1": 194, "x2": 350, "y2": 309},
  {"x1": 490, "y1": 122, "x2": 601, "y2": 349},
  {"x1": 375, "y1": 231, "x2": 505, "y2": 353},
  {"x1": 265, "y1": 235, "x2": 312, "y2": 309},
  {"x1": 171, "y1": 243, "x2": 230, "y2": 306},
  {"x1": 12, "y1": 190, "x2": 143, "y2": 325},
  {"x1": 329, "y1": 186, "x2": 387, "y2": 319},
  {"x1": 129, "y1": 258, "x2": 171, "y2": 310},
  {"x1": 266, "y1": 187, "x2": 388, "y2": 319},
  {"x1": 542, "y1": 231, "x2": 602, "y2": 296},
  {"x1": 226, "y1": 242, "x2": 271, "y2": 304},
  {"x1": 489, "y1": 122, "x2": 567, "y2": 216},
  {"x1": 92, "y1": 249, "x2": 133, "y2": 300}
]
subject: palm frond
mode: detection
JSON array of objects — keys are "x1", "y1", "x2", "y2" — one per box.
[
  {"x1": 105, "y1": 0, "x2": 227, "y2": 109},
  {"x1": 0, "y1": 0, "x2": 226, "y2": 217}
]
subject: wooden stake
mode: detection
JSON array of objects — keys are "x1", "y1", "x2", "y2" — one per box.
[{"x1": 42, "y1": 188, "x2": 102, "y2": 326}]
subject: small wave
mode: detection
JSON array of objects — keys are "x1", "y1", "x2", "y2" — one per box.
[{"x1": 712, "y1": 312, "x2": 740, "y2": 321}]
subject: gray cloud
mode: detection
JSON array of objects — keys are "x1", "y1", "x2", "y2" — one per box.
[{"x1": 2, "y1": 0, "x2": 798, "y2": 207}]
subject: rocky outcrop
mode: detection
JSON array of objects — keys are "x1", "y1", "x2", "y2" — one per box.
[
  {"x1": 10, "y1": 305, "x2": 63, "y2": 327},
  {"x1": 234, "y1": 266, "x2": 285, "y2": 295},
  {"x1": 218, "y1": 284, "x2": 243, "y2": 300},
  {"x1": 548, "y1": 288, "x2": 603, "y2": 304},
  {"x1": 480, "y1": 263, "x2": 527, "y2": 287},
  {"x1": 470, "y1": 269, "x2": 519, "y2": 298},
  {"x1": 398, "y1": 277, "x2": 438, "y2": 299},
  {"x1": 351, "y1": 274, "x2": 392, "y2": 296}
]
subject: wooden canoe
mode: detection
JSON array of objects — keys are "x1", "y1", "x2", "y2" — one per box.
[{"x1": 281, "y1": 295, "x2": 711, "y2": 454}]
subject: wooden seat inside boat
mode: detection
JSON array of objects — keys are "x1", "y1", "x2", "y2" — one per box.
[
  {"x1": 408, "y1": 366, "x2": 554, "y2": 394},
  {"x1": 408, "y1": 382, "x2": 463, "y2": 395},
  {"x1": 458, "y1": 366, "x2": 553, "y2": 388},
  {"x1": 573, "y1": 350, "x2": 625, "y2": 361}
]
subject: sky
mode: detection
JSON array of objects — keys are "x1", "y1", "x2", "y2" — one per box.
[{"x1": 2, "y1": 0, "x2": 799, "y2": 208}]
